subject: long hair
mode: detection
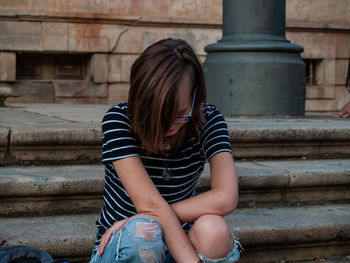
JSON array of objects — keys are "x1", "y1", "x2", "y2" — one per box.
[{"x1": 127, "y1": 38, "x2": 206, "y2": 153}]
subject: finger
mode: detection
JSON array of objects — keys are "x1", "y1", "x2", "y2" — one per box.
[
  {"x1": 97, "y1": 241, "x2": 105, "y2": 256},
  {"x1": 98, "y1": 239, "x2": 107, "y2": 256},
  {"x1": 98, "y1": 231, "x2": 113, "y2": 256}
]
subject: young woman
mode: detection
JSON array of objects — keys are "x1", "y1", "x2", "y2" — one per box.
[{"x1": 90, "y1": 38, "x2": 242, "y2": 263}]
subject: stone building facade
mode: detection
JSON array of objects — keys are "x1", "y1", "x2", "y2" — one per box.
[{"x1": 0, "y1": 0, "x2": 349, "y2": 114}]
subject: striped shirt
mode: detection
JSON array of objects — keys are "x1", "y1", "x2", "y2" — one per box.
[{"x1": 94, "y1": 103, "x2": 232, "y2": 248}]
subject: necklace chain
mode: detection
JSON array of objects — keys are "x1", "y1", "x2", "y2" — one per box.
[{"x1": 162, "y1": 139, "x2": 172, "y2": 181}]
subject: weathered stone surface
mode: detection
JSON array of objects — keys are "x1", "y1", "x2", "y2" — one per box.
[
  {"x1": 0, "y1": 197, "x2": 102, "y2": 217},
  {"x1": 288, "y1": 32, "x2": 337, "y2": 58},
  {"x1": 0, "y1": 52, "x2": 16, "y2": 81},
  {"x1": 0, "y1": 127, "x2": 8, "y2": 162},
  {"x1": 114, "y1": 26, "x2": 220, "y2": 55},
  {"x1": 263, "y1": 159, "x2": 350, "y2": 187},
  {"x1": 317, "y1": 59, "x2": 336, "y2": 85},
  {"x1": 107, "y1": 54, "x2": 137, "y2": 83},
  {"x1": 8, "y1": 81, "x2": 54, "y2": 103},
  {"x1": 0, "y1": 165, "x2": 104, "y2": 216},
  {"x1": 55, "y1": 97, "x2": 107, "y2": 104},
  {"x1": 198, "y1": 159, "x2": 350, "y2": 207},
  {"x1": 335, "y1": 34, "x2": 350, "y2": 58},
  {"x1": 54, "y1": 80, "x2": 86, "y2": 97},
  {"x1": 306, "y1": 98, "x2": 336, "y2": 112},
  {"x1": 1, "y1": 0, "x2": 349, "y2": 30},
  {"x1": 7, "y1": 103, "x2": 108, "y2": 123},
  {"x1": 8, "y1": 128, "x2": 101, "y2": 164},
  {"x1": 91, "y1": 54, "x2": 109, "y2": 83},
  {"x1": 228, "y1": 204, "x2": 350, "y2": 262},
  {"x1": 68, "y1": 23, "x2": 126, "y2": 52},
  {"x1": 43, "y1": 22, "x2": 68, "y2": 51},
  {"x1": 108, "y1": 83, "x2": 129, "y2": 105},
  {"x1": 232, "y1": 205, "x2": 350, "y2": 246},
  {"x1": 306, "y1": 85, "x2": 335, "y2": 99},
  {"x1": 10, "y1": 125, "x2": 98, "y2": 142},
  {"x1": 335, "y1": 59, "x2": 349, "y2": 86},
  {"x1": 107, "y1": 54, "x2": 122, "y2": 82},
  {"x1": 239, "y1": 241, "x2": 350, "y2": 263},
  {"x1": 294, "y1": 256, "x2": 350, "y2": 263},
  {"x1": 0, "y1": 0, "x2": 222, "y2": 25},
  {"x1": 286, "y1": 0, "x2": 350, "y2": 28},
  {"x1": 120, "y1": 55, "x2": 137, "y2": 82},
  {"x1": 226, "y1": 118, "x2": 350, "y2": 141},
  {"x1": 226, "y1": 117, "x2": 350, "y2": 158},
  {"x1": 0, "y1": 214, "x2": 97, "y2": 259},
  {"x1": 0, "y1": 21, "x2": 43, "y2": 51},
  {"x1": 87, "y1": 83, "x2": 108, "y2": 98},
  {"x1": 0, "y1": 165, "x2": 104, "y2": 197},
  {"x1": 0, "y1": 106, "x2": 101, "y2": 165}
]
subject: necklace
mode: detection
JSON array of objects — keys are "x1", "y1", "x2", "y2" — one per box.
[{"x1": 162, "y1": 139, "x2": 172, "y2": 181}]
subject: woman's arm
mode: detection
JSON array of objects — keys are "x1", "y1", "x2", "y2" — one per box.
[
  {"x1": 112, "y1": 156, "x2": 200, "y2": 263},
  {"x1": 171, "y1": 151, "x2": 238, "y2": 223}
]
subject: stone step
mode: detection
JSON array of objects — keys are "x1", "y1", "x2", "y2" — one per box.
[
  {"x1": 199, "y1": 159, "x2": 350, "y2": 208},
  {"x1": 292, "y1": 255, "x2": 350, "y2": 263},
  {"x1": 0, "y1": 165, "x2": 104, "y2": 216},
  {"x1": 229, "y1": 204, "x2": 350, "y2": 263},
  {"x1": 226, "y1": 117, "x2": 350, "y2": 160},
  {"x1": 0, "y1": 214, "x2": 97, "y2": 263},
  {"x1": 1, "y1": 159, "x2": 350, "y2": 216},
  {"x1": 0, "y1": 204, "x2": 349, "y2": 263},
  {"x1": 1, "y1": 106, "x2": 350, "y2": 165},
  {"x1": 0, "y1": 107, "x2": 101, "y2": 166}
]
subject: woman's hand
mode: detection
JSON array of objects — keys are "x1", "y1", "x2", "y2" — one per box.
[
  {"x1": 98, "y1": 218, "x2": 127, "y2": 256},
  {"x1": 97, "y1": 213, "x2": 155, "y2": 257}
]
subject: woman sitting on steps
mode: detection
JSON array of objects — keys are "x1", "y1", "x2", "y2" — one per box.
[{"x1": 89, "y1": 38, "x2": 242, "y2": 263}]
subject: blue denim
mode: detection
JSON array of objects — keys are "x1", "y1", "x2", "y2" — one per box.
[
  {"x1": 90, "y1": 217, "x2": 242, "y2": 263},
  {"x1": 165, "y1": 232, "x2": 243, "y2": 263}
]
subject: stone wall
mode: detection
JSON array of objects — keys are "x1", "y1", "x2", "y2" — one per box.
[{"x1": 0, "y1": 0, "x2": 349, "y2": 113}]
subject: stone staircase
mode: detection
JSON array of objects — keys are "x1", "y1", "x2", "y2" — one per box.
[{"x1": 0, "y1": 105, "x2": 350, "y2": 262}]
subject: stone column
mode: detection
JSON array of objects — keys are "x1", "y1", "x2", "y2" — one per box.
[
  {"x1": 203, "y1": 0, "x2": 306, "y2": 116},
  {"x1": 0, "y1": 52, "x2": 15, "y2": 104}
]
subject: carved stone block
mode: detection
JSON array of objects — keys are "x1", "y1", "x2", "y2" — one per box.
[{"x1": 0, "y1": 52, "x2": 16, "y2": 81}]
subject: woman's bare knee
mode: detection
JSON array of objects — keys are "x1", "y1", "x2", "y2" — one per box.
[{"x1": 188, "y1": 214, "x2": 233, "y2": 259}]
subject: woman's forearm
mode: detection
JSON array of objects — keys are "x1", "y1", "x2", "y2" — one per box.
[
  {"x1": 113, "y1": 157, "x2": 200, "y2": 263},
  {"x1": 141, "y1": 199, "x2": 199, "y2": 263},
  {"x1": 172, "y1": 153, "x2": 239, "y2": 223},
  {"x1": 171, "y1": 188, "x2": 238, "y2": 223}
]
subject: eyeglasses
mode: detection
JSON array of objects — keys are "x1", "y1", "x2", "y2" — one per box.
[{"x1": 174, "y1": 86, "x2": 197, "y2": 124}]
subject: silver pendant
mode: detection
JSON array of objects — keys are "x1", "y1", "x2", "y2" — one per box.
[{"x1": 162, "y1": 168, "x2": 172, "y2": 181}]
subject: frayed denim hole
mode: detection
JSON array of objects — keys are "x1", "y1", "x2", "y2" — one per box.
[{"x1": 136, "y1": 221, "x2": 162, "y2": 242}]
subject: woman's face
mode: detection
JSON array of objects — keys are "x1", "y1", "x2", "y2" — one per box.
[{"x1": 165, "y1": 66, "x2": 195, "y2": 137}]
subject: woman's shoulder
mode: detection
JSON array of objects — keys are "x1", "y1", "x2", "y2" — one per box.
[
  {"x1": 103, "y1": 102, "x2": 129, "y2": 119},
  {"x1": 101, "y1": 103, "x2": 132, "y2": 131},
  {"x1": 107, "y1": 102, "x2": 128, "y2": 113}
]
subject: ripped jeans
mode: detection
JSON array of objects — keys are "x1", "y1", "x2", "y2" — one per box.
[{"x1": 89, "y1": 217, "x2": 242, "y2": 263}]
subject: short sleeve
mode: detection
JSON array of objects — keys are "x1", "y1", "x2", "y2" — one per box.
[
  {"x1": 201, "y1": 104, "x2": 232, "y2": 161},
  {"x1": 101, "y1": 103, "x2": 139, "y2": 163}
]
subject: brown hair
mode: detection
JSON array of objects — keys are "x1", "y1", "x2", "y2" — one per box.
[{"x1": 127, "y1": 38, "x2": 206, "y2": 153}]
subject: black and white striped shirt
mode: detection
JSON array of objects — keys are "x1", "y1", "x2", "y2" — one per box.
[{"x1": 94, "y1": 103, "x2": 232, "y2": 247}]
